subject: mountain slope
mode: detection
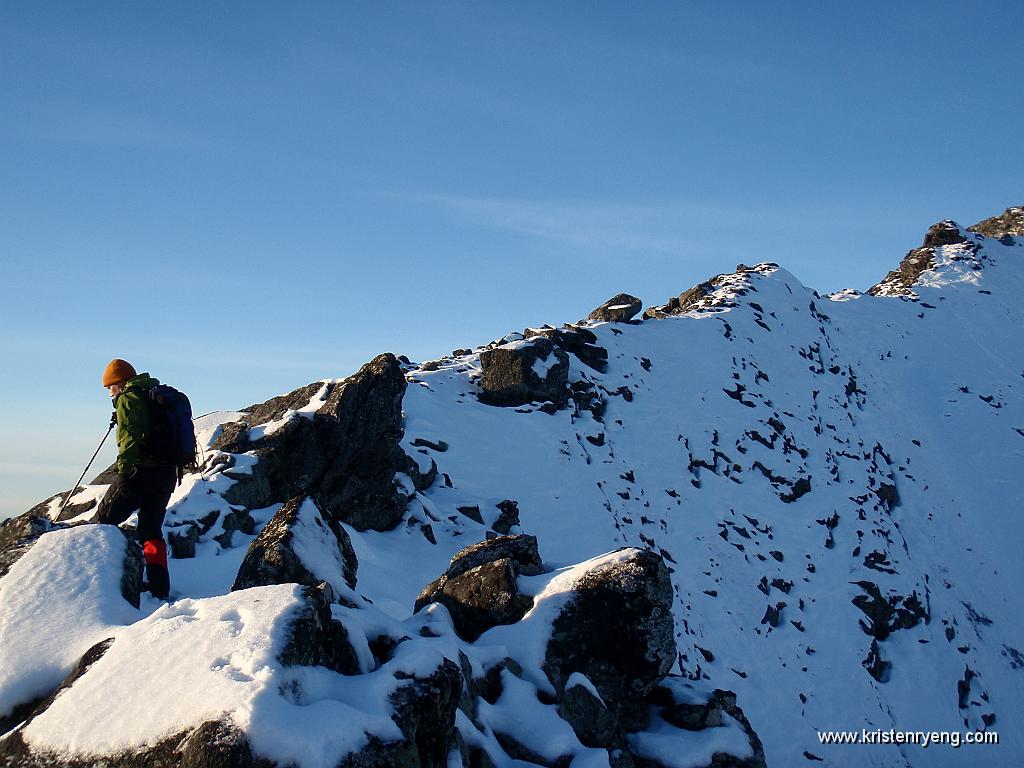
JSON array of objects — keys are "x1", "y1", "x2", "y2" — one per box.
[{"x1": 3, "y1": 206, "x2": 1022, "y2": 768}]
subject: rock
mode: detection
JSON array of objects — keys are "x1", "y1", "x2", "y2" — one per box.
[
  {"x1": 638, "y1": 682, "x2": 766, "y2": 768},
  {"x1": 213, "y1": 353, "x2": 412, "y2": 532},
  {"x1": 213, "y1": 509, "x2": 257, "y2": 548},
  {"x1": 389, "y1": 659, "x2": 463, "y2": 768},
  {"x1": 968, "y1": 205, "x2": 1024, "y2": 239},
  {"x1": 168, "y1": 522, "x2": 201, "y2": 559},
  {"x1": 415, "y1": 558, "x2": 532, "y2": 642},
  {"x1": 921, "y1": 220, "x2": 968, "y2": 248},
  {"x1": 492, "y1": 500, "x2": 521, "y2": 535},
  {"x1": 868, "y1": 220, "x2": 977, "y2": 298},
  {"x1": 456, "y1": 505, "x2": 483, "y2": 524},
  {"x1": 851, "y1": 581, "x2": 928, "y2": 641},
  {"x1": 478, "y1": 339, "x2": 570, "y2": 408},
  {"x1": 446, "y1": 534, "x2": 543, "y2": 579},
  {"x1": 642, "y1": 267, "x2": 771, "y2": 320},
  {"x1": 232, "y1": 496, "x2": 357, "y2": 594},
  {"x1": 587, "y1": 293, "x2": 643, "y2": 323},
  {"x1": 0, "y1": 514, "x2": 58, "y2": 579},
  {"x1": 524, "y1": 325, "x2": 608, "y2": 373},
  {"x1": 177, "y1": 720, "x2": 268, "y2": 768},
  {"x1": 543, "y1": 549, "x2": 675, "y2": 730},
  {"x1": 277, "y1": 583, "x2": 361, "y2": 675},
  {"x1": 415, "y1": 535, "x2": 543, "y2": 641},
  {"x1": 559, "y1": 675, "x2": 623, "y2": 748}
]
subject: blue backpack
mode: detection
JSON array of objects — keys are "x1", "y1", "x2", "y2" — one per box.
[{"x1": 143, "y1": 384, "x2": 198, "y2": 478}]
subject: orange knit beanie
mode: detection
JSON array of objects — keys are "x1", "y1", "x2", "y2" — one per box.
[{"x1": 102, "y1": 359, "x2": 137, "y2": 387}]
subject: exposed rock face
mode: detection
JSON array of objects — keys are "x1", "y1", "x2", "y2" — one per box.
[
  {"x1": 213, "y1": 353, "x2": 415, "y2": 531},
  {"x1": 968, "y1": 205, "x2": 1024, "y2": 239},
  {"x1": 587, "y1": 293, "x2": 643, "y2": 323},
  {"x1": 524, "y1": 325, "x2": 609, "y2": 373},
  {"x1": 478, "y1": 338, "x2": 570, "y2": 409},
  {"x1": 868, "y1": 220, "x2": 973, "y2": 298},
  {"x1": 389, "y1": 660, "x2": 464, "y2": 768},
  {"x1": 543, "y1": 549, "x2": 675, "y2": 729},
  {"x1": 415, "y1": 535, "x2": 542, "y2": 641},
  {"x1": 232, "y1": 496, "x2": 358, "y2": 594},
  {"x1": 278, "y1": 583, "x2": 362, "y2": 675}
]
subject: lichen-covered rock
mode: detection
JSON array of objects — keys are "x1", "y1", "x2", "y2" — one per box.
[
  {"x1": 0, "y1": 514, "x2": 59, "y2": 579},
  {"x1": 477, "y1": 339, "x2": 570, "y2": 408},
  {"x1": 543, "y1": 548, "x2": 675, "y2": 729},
  {"x1": 587, "y1": 293, "x2": 643, "y2": 323},
  {"x1": 232, "y1": 496, "x2": 357, "y2": 594},
  {"x1": 213, "y1": 353, "x2": 412, "y2": 531}
]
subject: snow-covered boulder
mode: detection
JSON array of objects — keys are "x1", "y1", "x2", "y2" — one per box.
[
  {"x1": 232, "y1": 496, "x2": 358, "y2": 595},
  {"x1": 0, "y1": 525, "x2": 142, "y2": 733},
  {"x1": 542, "y1": 548, "x2": 675, "y2": 730}
]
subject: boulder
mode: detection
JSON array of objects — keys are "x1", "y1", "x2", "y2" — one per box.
[
  {"x1": 446, "y1": 534, "x2": 543, "y2": 579},
  {"x1": 232, "y1": 496, "x2": 357, "y2": 594},
  {"x1": 213, "y1": 353, "x2": 414, "y2": 531},
  {"x1": 559, "y1": 675, "x2": 623, "y2": 749},
  {"x1": 587, "y1": 293, "x2": 643, "y2": 323},
  {"x1": 543, "y1": 549, "x2": 675, "y2": 730},
  {"x1": 415, "y1": 535, "x2": 543, "y2": 641},
  {"x1": 478, "y1": 339, "x2": 569, "y2": 408}
]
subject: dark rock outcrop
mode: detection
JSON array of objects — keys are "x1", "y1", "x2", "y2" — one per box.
[
  {"x1": 415, "y1": 535, "x2": 542, "y2": 641},
  {"x1": 389, "y1": 660, "x2": 464, "y2": 768},
  {"x1": 968, "y1": 205, "x2": 1024, "y2": 240},
  {"x1": 543, "y1": 549, "x2": 675, "y2": 729},
  {"x1": 524, "y1": 325, "x2": 609, "y2": 373},
  {"x1": 232, "y1": 496, "x2": 357, "y2": 593},
  {"x1": 587, "y1": 294, "x2": 642, "y2": 324},
  {"x1": 277, "y1": 583, "x2": 361, "y2": 675},
  {"x1": 212, "y1": 353, "x2": 413, "y2": 531},
  {"x1": 559, "y1": 677, "x2": 623, "y2": 749},
  {"x1": 477, "y1": 339, "x2": 570, "y2": 408}
]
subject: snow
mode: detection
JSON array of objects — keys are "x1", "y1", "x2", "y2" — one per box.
[
  {"x1": 288, "y1": 498, "x2": 352, "y2": 596},
  {"x1": 627, "y1": 712, "x2": 753, "y2": 768},
  {"x1": 0, "y1": 526, "x2": 139, "y2": 721}
]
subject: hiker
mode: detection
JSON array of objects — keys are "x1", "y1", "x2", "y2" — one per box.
[{"x1": 95, "y1": 358, "x2": 176, "y2": 599}]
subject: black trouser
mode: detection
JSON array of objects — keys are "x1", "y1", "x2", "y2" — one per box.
[{"x1": 96, "y1": 465, "x2": 176, "y2": 597}]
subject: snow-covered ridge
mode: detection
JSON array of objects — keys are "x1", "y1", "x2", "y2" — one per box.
[{"x1": 2, "y1": 207, "x2": 1023, "y2": 767}]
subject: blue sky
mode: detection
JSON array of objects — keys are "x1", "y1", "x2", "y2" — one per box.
[{"x1": 2, "y1": 1, "x2": 1021, "y2": 519}]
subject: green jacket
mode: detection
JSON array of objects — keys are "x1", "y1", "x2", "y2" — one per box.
[{"x1": 113, "y1": 373, "x2": 164, "y2": 474}]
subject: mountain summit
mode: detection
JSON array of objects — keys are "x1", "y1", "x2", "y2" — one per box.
[{"x1": 2, "y1": 207, "x2": 1022, "y2": 767}]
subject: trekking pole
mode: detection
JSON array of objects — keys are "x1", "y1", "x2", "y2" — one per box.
[{"x1": 56, "y1": 413, "x2": 116, "y2": 519}]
